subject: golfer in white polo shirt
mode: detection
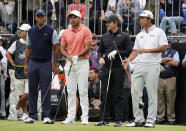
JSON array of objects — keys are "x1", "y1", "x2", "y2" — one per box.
[{"x1": 122, "y1": 10, "x2": 168, "y2": 128}]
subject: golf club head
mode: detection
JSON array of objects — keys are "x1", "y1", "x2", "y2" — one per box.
[{"x1": 139, "y1": 101, "x2": 145, "y2": 109}]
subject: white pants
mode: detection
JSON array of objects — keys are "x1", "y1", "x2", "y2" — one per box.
[
  {"x1": 131, "y1": 63, "x2": 160, "y2": 124},
  {"x1": 8, "y1": 69, "x2": 19, "y2": 114},
  {"x1": 64, "y1": 59, "x2": 89, "y2": 120}
]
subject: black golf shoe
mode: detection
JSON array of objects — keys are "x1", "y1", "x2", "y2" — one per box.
[{"x1": 95, "y1": 121, "x2": 109, "y2": 126}]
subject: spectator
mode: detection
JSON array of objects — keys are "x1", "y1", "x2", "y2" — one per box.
[
  {"x1": 117, "y1": 0, "x2": 141, "y2": 34},
  {"x1": 43, "y1": 0, "x2": 65, "y2": 29},
  {"x1": 0, "y1": 0, "x2": 17, "y2": 33},
  {"x1": 144, "y1": 0, "x2": 155, "y2": 15},
  {"x1": 89, "y1": 34, "x2": 102, "y2": 72},
  {"x1": 156, "y1": 38, "x2": 180, "y2": 125},
  {"x1": 100, "y1": 0, "x2": 119, "y2": 21},
  {"x1": 99, "y1": 0, "x2": 119, "y2": 34},
  {"x1": 88, "y1": 68, "x2": 101, "y2": 118},
  {"x1": 139, "y1": 0, "x2": 146, "y2": 9},
  {"x1": 67, "y1": 0, "x2": 86, "y2": 21},
  {"x1": 105, "y1": 4, "x2": 117, "y2": 19},
  {"x1": 26, "y1": 0, "x2": 42, "y2": 26},
  {"x1": 160, "y1": 0, "x2": 184, "y2": 37},
  {"x1": 6, "y1": 24, "x2": 31, "y2": 121},
  {"x1": 89, "y1": 0, "x2": 98, "y2": 33},
  {"x1": 6, "y1": 31, "x2": 19, "y2": 120},
  {"x1": 182, "y1": 0, "x2": 186, "y2": 8},
  {"x1": 0, "y1": 36, "x2": 7, "y2": 119}
]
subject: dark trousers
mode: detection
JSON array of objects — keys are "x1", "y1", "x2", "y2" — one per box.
[
  {"x1": 99, "y1": 67, "x2": 126, "y2": 122},
  {"x1": 28, "y1": 60, "x2": 52, "y2": 119}
]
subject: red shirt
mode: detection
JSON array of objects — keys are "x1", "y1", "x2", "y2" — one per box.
[
  {"x1": 68, "y1": 4, "x2": 86, "y2": 20},
  {"x1": 61, "y1": 24, "x2": 92, "y2": 59}
]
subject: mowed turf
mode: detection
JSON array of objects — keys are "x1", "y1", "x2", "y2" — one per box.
[{"x1": 0, "y1": 120, "x2": 186, "y2": 131}]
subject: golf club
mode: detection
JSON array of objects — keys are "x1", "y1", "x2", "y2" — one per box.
[
  {"x1": 112, "y1": 40, "x2": 145, "y2": 109},
  {"x1": 102, "y1": 59, "x2": 113, "y2": 122},
  {"x1": 35, "y1": 72, "x2": 57, "y2": 121}
]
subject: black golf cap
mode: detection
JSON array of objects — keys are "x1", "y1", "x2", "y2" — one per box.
[
  {"x1": 106, "y1": 15, "x2": 120, "y2": 23},
  {"x1": 35, "y1": 9, "x2": 46, "y2": 16}
]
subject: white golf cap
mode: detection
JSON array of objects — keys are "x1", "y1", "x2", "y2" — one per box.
[
  {"x1": 17, "y1": 24, "x2": 31, "y2": 31},
  {"x1": 140, "y1": 10, "x2": 153, "y2": 19},
  {"x1": 68, "y1": 10, "x2": 81, "y2": 18}
]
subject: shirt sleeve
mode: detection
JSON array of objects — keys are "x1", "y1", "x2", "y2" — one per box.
[
  {"x1": 133, "y1": 37, "x2": 140, "y2": 50},
  {"x1": 84, "y1": 28, "x2": 92, "y2": 42},
  {"x1": 158, "y1": 29, "x2": 168, "y2": 46},
  {"x1": 60, "y1": 32, "x2": 66, "y2": 47},
  {"x1": 52, "y1": 30, "x2": 59, "y2": 45},
  {"x1": 8, "y1": 41, "x2": 16, "y2": 54},
  {"x1": 173, "y1": 51, "x2": 180, "y2": 63},
  {"x1": 26, "y1": 34, "x2": 32, "y2": 46}
]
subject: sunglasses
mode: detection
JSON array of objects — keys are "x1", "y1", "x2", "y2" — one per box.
[{"x1": 92, "y1": 37, "x2": 98, "y2": 40}]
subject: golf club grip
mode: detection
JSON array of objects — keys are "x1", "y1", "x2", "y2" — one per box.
[
  {"x1": 124, "y1": 68, "x2": 140, "y2": 102},
  {"x1": 113, "y1": 41, "x2": 123, "y2": 61}
]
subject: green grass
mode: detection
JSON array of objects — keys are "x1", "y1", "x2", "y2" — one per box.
[{"x1": 0, "y1": 120, "x2": 186, "y2": 131}]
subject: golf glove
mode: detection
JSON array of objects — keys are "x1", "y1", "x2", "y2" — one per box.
[
  {"x1": 72, "y1": 56, "x2": 78, "y2": 64},
  {"x1": 108, "y1": 50, "x2": 117, "y2": 60}
]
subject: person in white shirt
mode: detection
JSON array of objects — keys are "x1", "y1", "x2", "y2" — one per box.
[
  {"x1": 6, "y1": 24, "x2": 31, "y2": 121},
  {"x1": 0, "y1": 36, "x2": 7, "y2": 119},
  {"x1": 123, "y1": 10, "x2": 168, "y2": 128}
]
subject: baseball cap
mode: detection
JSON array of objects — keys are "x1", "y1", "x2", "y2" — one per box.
[
  {"x1": 35, "y1": 9, "x2": 46, "y2": 16},
  {"x1": 106, "y1": 15, "x2": 120, "y2": 23},
  {"x1": 69, "y1": 10, "x2": 81, "y2": 18},
  {"x1": 140, "y1": 10, "x2": 153, "y2": 19},
  {"x1": 17, "y1": 24, "x2": 31, "y2": 31}
]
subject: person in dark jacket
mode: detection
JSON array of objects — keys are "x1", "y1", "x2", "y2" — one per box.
[
  {"x1": 89, "y1": 0, "x2": 98, "y2": 33},
  {"x1": 160, "y1": 0, "x2": 184, "y2": 36},
  {"x1": 95, "y1": 15, "x2": 132, "y2": 127}
]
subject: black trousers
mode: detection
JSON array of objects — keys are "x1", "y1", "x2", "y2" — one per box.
[{"x1": 99, "y1": 66, "x2": 126, "y2": 122}]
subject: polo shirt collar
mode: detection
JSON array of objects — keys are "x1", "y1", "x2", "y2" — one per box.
[
  {"x1": 36, "y1": 24, "x2": 46, "y2": 30},
  {"x1": 70, "y1": 24, "x2": 82, "y2": 32},
  {"x1": 142, "y1": 25, "x2": 155, "y2": 33}
]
